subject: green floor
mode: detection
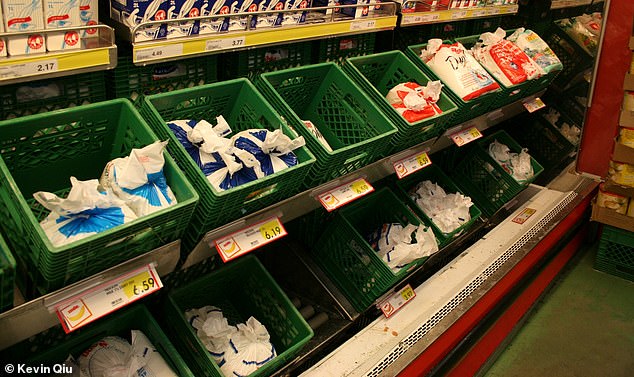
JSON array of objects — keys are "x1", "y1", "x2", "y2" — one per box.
[{"x1": 484, "y1": 241, "x2": 634, "y2": 377}]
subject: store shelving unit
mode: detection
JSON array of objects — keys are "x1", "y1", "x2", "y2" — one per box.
[{"x1": 400, "y1": 3, "x2": 519, "y2": 26}]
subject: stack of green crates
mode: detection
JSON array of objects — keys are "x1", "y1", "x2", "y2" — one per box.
[
  {"x1": 344, "y1": 51, "x2": 458, "y2": 151},
  {"x1": 0, "y1": 100, "x2": 199, "y2": 294},
  {"x1": 313, "y1": 188, "x2": 438, "y2": 312},
  {"x1": 405, "y1": 41, "x2": 501, "y2": 125},
  {"x1": 256, "y1": 63, "x2": 397, "y2": 188},
  {"x1": 450, "y1": 130, "x2": 544, "y2": 217},
  {"x1": 596, "y1": 225, "x2": 634, "y2": 282},
  {"x1": 164, "y1": 255, "x2": 313, "y2": 377},
  {"x1": 0, "y1": 304, "x2": 194, "y2": 376},
  {"x1": 545, "y1": 20, "x2": 594, "y2": 88},
  {"x1": 221, "y1": 42, "x2": 313, "y2": 80},
  {"x1": 139, "y1": 79, "x2": 316, "y2": 251},
  {"x1": 0, "y1": 233, "x2": 16, "y2": 313},
  {"x1": 394, "y1": 164, "x2": 482, "y2": 247}
]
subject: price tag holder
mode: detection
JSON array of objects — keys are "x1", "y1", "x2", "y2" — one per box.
[
  {"x1": 487, "y1": 7, "x2": 501, "y2": 15},
  {"x1": 0, "y1": 58, "x2": 59, "y2": 79},
  {"x1": 379, "y1": 284, "x2": 416, "y2": 318},
  {"x1": 401, "y1": 14, "x2": 424, "y2": 25},
  {"x1": 135, "y1": 44, "x2": 183, "y2": 62},
  {"x1": 317, "y1": 178, "x2": 374, "y2": 212},
  {"x1": 512, "y1": 208, "x2": 537, "y2": 224},
  {"x1": 206, "y1": 36, "x2": 247, "y2": 52},
  {"x1": 350, "y1": 19, "x2": 376, "y2": 31},
  {"x1": 215, "y1": 216, "x2": 287, "y2": 262},
  {"x1": 450, "y1": 126, "x2": 482, "y2": 147},
  {"x1": 523, "y1": 97, "x2": 546, "y2": 113},
  {"x1": 472, "y1": 9, "x2": 487, "y2": 17},
  {"x1": 451, "y1": 10, "x2": 468, "y2": 19},
  {"x1": 55, "y1": 264, "x2": 162, "y2": 333},
  {"x1": 393, "y1": 151, "x2": 432, "y2": 179}
]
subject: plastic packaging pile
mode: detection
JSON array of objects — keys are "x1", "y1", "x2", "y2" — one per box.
[
  {"x1": 60, "y1": 330, "x2": 178, "y2": 377},
  {"x1": 420, "y1": 39, "x2": 500, "y2": 101},
  {"x1": 543, "y1": 108, "x2": 581, "y2": 145},
  {"x1": 488, "y1": 140, "x2": 534, "y2": 184},
  {"x1": 186, "y1": 306, "x2": 277, "y2": 377},
  {"x1": 386, "y1": 81, "x2": 444, "y2": 123},
  {"x1": 556, "y1": 13, "x2": 603, "y2": 56},
  {"x1": 409, "y1": 181, "x2": 473, "y2": 234},
  {"x1": 34, "y1": 141, "x2": 176, "y2": 247},
  {"x1": 167, "y1": 117, "x2": 305, "y2": 191},
  {"x1": 366, "y1": 223, "x2": 438, "y2": 273},
  {"x1": 507, "y1": 28, "x2": 563, "y2": 74},
  {"x1": 302, "y1": 120, "x2": 334, "y2": 152}
]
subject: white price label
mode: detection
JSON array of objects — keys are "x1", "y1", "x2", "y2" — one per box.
[
  {"x1": 452, "y1": 10, "x2": 468, "y2": 19},
  {"x1": 206, "y1": 36, "x2": 247, "y2": 51},
  {"x1": 350, "y1": 19, "x2": 376, "y2": 31},
  {"x1": 487, "y1": 7, "x2": 501, "y2": 15},
  {"x1": 512, "y1": 208, "x2": 537, "y2": 224},
  {"x1": 472, "y1": 9, "x2": 487, "y2": 17},
  {"x1": 402, "y1": 14, "x2": 424, "y2": 25},
  {"x1": 55, "y1": 264, "x2": 162, "y2": 333},
  {"x1": 508, "y1": 4, "x2": 519, "y2": 12},
  {"x1": 523, "y1": 97, "x2": 546, "y2": 113},
  {"x1": 135, "y1": 44, "x2": 183, "y2": 62},
  {"x1": 0, "y1": 59, "x2": 58, "y2": 79},
  {"x1": 450, "y1": 126, "x2": 482, "y2": 147},
  {"x1": 394, "y1": 151, "x2": 432, "y2": 179},
  {"x1": 379, "y1": 284, "x2": 416, "y2": 318},
  {"x1": 317, "y1": 178, "x2": 374, "y2": 212},
  {"x1": 215, "y1": 217, "x2": 287, "y2": 262}
]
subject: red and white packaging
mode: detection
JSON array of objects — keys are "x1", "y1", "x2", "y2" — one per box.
[
  {"x1": 471, "y1": 28, "x2": 542, "y2": 87},
  {"x1": 44, "y1": 0, "x2": 81, "y2": 51},
  {"x1": 80, "y1": 0, "x2": 99, "y2": 38},
  {"x1": 386, "y1": 81, "x2": 444, "y2": 123},
  {"x1": 2, "y1": 0, "x2": 46, "y2": 55},
  {"x1": 421, "y1": 39, "x2": 500, "y2": 101},
  {"x1": 0, "y1": 6, "x2": 6, "y2": 57}
]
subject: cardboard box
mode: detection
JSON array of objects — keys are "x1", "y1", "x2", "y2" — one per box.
[
  {"x1": 603, "y1": 179, "x2": 634, "y2": 199},
  {"x1": 625, "y1": 74, "x2": 634, "y2": 91},
  {"x1": 591, "y1": 199, "x2": 634, "y2": 232},
  {"x1": 0, "y1": 6, "x2": 6, "y2": 57},
  {"x1": 621, "y1": 110, "x2": 634, "y2": 127},
  {"x1": 629, "y1": 36, "x2": 634, "y2": 50},
  {"x1": 613, "y1": 142, "x2": 634, "y2": 165},
  {"x1": 44, "y1": 0, "x2": 82, "y2": 51}
]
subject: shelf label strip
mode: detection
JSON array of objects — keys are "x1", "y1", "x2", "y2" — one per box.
[
  {"x1": 206, "y1": 36, "x2": 247, "y2": 52},
  {"x1": 55, "y1": 264, "x2": 163, "y2": 333},
  {"x1": 379, "y1": 284, "x2": 416, "y2": 318},
  {"x1": 317, "y1": 178, "x2": 374, "y2": 212},
  {"x1": 136, "y1": 43, "x2": 183, "y2": 62},
  {"x1": 394, "y1": 151, "x2": 432, "y2": 179},
  {"x1": 450, "y1": 126, "x2": 482, "y2": 147},
  {"x1": 0, "y1": 58, "x2": 58, "y2": 79},
  {"x1": 350, "y1": 19, "x2": 377, "y2": 31},
  {"x1": 215, "y1": 216, "x2": 287, "y2": 263}
]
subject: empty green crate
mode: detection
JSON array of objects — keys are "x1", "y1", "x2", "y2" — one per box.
[
  {"x1": 405, "y1": 42, "x2": 501, "y2": 125},
  {"x1": 0, "y1": 233, "x2": 16, "y2": 313},
  {"x1": 139, "y1": 79, "x2": 315, "y2": 251},
  {"x1": 164, "y1": 255, "x2": 313, "y2": 377},
  {"x1": 313, "y1": 188, "x2": 437, "y2": 312},
  {"x1": 0, "y1": 72, "x2": 106, "y2": 120},
  {"x1": 394, "y1": 164, "x2": 482, "y2": 247},
  {"x1": 107, "y1": 54, "x2": 217, "y2": 100},
  {"x1": 257, "y1": 63, "x2": 396, "y2": 188},
  {"x1": 343, "y1": 51, "x2": 458, "y2": 151},
  {"x1": 596, "y1": 226, "x2": 634, "y2": 282},
  {"x1": 545, "y1": 21, "x2": 594, "y2": 88},
  {"x1": 0, "y1": 304, "x2": 194, "y2": 376},
  {"x1": 316, "y1": 34, "x2": 376, "y2": 64},
  {"x1": 221, "y1": 42, "x2": 313, "y2": 80},
  {"x1": 0, "y1": 100, "x2": 199, "y2": 294}
]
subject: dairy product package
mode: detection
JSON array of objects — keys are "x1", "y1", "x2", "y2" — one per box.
[
  {"x1": 386, "y1": 81, "x2": 443, "y2": 123},
  {"x1": 44, "y1": 0, "x2": 82, "y2": 51},
  {"x1": 507, "y1": 28, "x2": 563, "y2": 74},
  {"x1": 471, "y1": 28, "x2": 542, "y2": 86},
  {"x1": 186, "y1": 307, "x2": 277, "y2": 376},
  {"x1": 2, "y1": 0, "x2": 46, "y2": 55},
  {"x1": 420, "y1": 39, "x2": 500, "y2": 101},
  {"x1": 232, "y1": 128, "x2": 305, "y2": 176},
  {"x1": 198, "y1": 0, "x2": 229, "y2": 34},
  {"x1": 254, "y1": 0, "x2": 282, "y2": 28},
  {"x1": 225, "y1": 0, "x2": 262, "y2": 31},
  {"x1": 166, "y1": 0, "x2": 202, "y2": 38},
  {"x1": 366, "y1": 223, "x2": 438, "y2": 273},
  {"x1": 79, "y1": 0, "x2": 99, "y2": 37},
  {"x1": 277, "y1": 0, "x2": 308, "y2": 26},
  {"x1": 302, "y1": 120, "x2": 334, "y2": 152},
  {"x1": 340, "y1": 0, "x2": 371, "y2": 19},
  {"x1": 410, "y1": 180, "x2": 473, "y2": 234},
  {"x1": 33, "y1": 177, "x2": 138, "y2": 247},
  {"x1": 111, "y1": 0, "x2": 169, "y2": 41},
  {"x1": 609, "y1": 161, "x2": 634, "y2": 187},
  {"x1": 100, "y1": 141, "x2": 177, "y2": 217},
  {"x1": 0, "y1": 6, "x2": 6, "y2": 57},
  {"x1": 488, "y1": 140, "x2": 534, "y2": 184},
  {"x1": 597, "y1": 184, "x2": 629, "y2": 215}
]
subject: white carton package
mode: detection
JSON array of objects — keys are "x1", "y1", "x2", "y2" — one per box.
[
  {"x1": 2, "y1": 0, "x2": 47, "y2": 55},
  {"x1": 198, "y1": 0, "x2": 228, "y2": 34},
  {"x1": 280, "y1": 0, "x2": 308, "y2": 26},
  {"x1": 341, "y1": 0, "x2": 371, "y2": 19},
  {"x1": 0, "y1": 6, "x2": 6, "y2": 57},
  {"x1": 79, "y1": 0, "x2": 99, "y2": 37},
  {"x1": 166, "y1": 0, "x2": 202, "y2": 39},
  {"x1": 44, "y1": 0, "x2": 82, "y2": 51},
  {"x1": 111, "y1": 0, "x2": 169, "y2": 41},
  {"x1": 255, "y1": 0, "x2": 283, "y2": 29},
  {"x1": 225, "y1": 0, "x2": 263, "y2": 31}
]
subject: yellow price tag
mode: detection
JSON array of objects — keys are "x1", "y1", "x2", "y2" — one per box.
[
  {"x1": 121, "y1": 271, "x2": 156, "y2": 299},
  {"x1": 401, "y1": 286, "x2": 415, "y2": 301},
  {"x1": 259, "y1": 219, "x2": 284, "y2": 241},
  {"x1": 416, "y1": 153, "x2": 431, "y2": 167},
  {"x1": 469, "y1": 127, "x2": 482, "y2": 139},
  {"x1": 351, "y1": 179, "x2": 371, "y2": 194}
]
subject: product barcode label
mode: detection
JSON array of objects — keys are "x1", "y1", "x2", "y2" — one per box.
[{"x1": 215, "y1": 216, "x2": 287, "y2": 262}]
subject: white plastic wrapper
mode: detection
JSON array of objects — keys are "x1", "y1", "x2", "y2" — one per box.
[
  {"x1": 186, "y1": 307, "x2": 277, "y2": 376},
  {"x1": 100, "y1": 141, "x2": 177, "y2": 217},
  {"x1": 366, "y1": 223, "x2": 438, "y2": 273},
  {"x1": 34, "y1": 177, "x2": 138, "y2": 247},
  {"x1": 385, "y1": 81, "x2": 443, "y2": 123},
  {"x1": 128, "y1": 330, "x2": 178, "y2": 377},
  {"x1": 421, "y1": 39, "x2": 500, "y2": 101},
  {"x1": 410, "y1": 181, "x2": 473, "y2": 234},
  {"x1": 557, "y1": 14, "x2": 601, "y2": 56},
  {"x1": 471, "y1": 28, "x2": 542, "y2": 87},
  {"x1": 302, "y1": 120, "x2": 333, "y2": 152},
  {"x1": 231, "y1": 129, "x2": 305, "y2": 177},
  {"x1": 488, "y1": 140, "x2": 534, "y2": 183},
  {"x1": 507, "y1": 28, "x2": 563, "y2": 74}
]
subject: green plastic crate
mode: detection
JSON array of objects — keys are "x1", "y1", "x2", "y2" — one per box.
[
  {"x1": 164, "y1": 255, "x2": 313, "y2": 377},
  {"x1": 405, "y1": 42, "x2": 501, "y2": 125},
  {"x1": 0, "y1": 233, "x2": 16, "y2": 313},
  {"x1": 139, "y1": 79, "x2": 316, "y2": 251},
  {"x1": 256, "y1": 63, "x2": 397, "y2": 188},
  {"x1": 313, "y1": 188, "x2": 437, "y2": 312},
  {"x1": 0, "y1": 99, "x2": 199, "y2": 294},
  {"x1": 343, "y1": 51, "x2": 458, "y2": 151},
  {"x1": 545, "y1": 21, "x2": 594, "y2": 88},
  {"x1": 394, "y1": 164, "x2": 482, "y2": 247},
  {"x1": 222, "y1": 42, "x2": 313, "y2": 80},
  {"x1": 0, "y1": 304, "x2": 194, "y2": 376},
  {"x1": 595, "y1": 225, "x2": 634, "y2": 282},
  {"x1": 107, "y1": 53, "x2": 218, "y2": 100},
  {"x1": 316, "y1": 34, "x2": 376, "y2": 64},
  {"x1": 0, "y1": 72, "x2": 106, "y2": 120}
]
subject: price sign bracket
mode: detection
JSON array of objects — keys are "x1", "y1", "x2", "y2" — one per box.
[{"x1": 316, "y1": 177, "x2": 374, "y2": 212}]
